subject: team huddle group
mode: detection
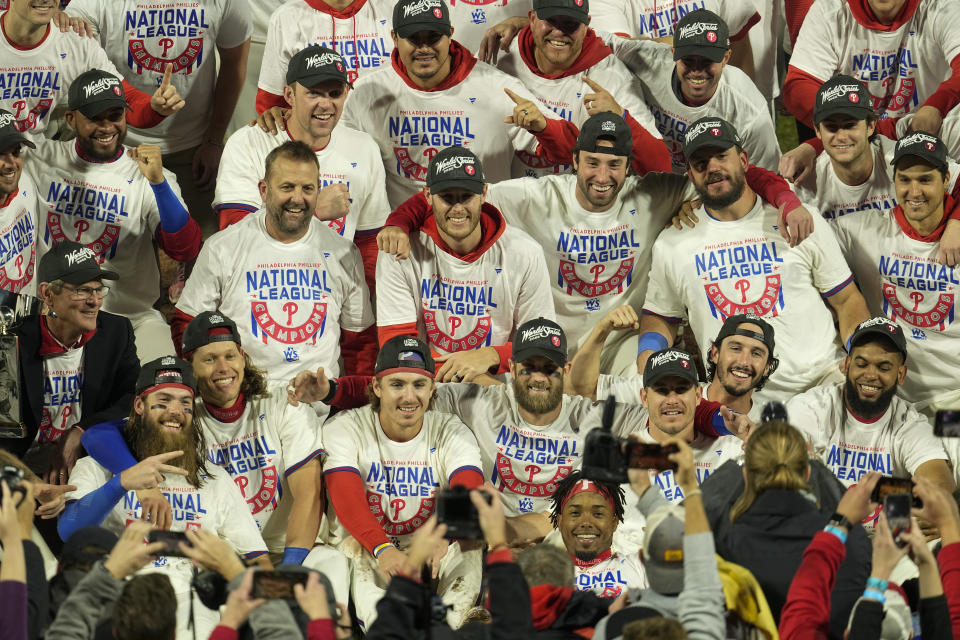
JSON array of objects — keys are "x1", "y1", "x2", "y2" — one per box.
[{"x1": 0, "y1": 0, "x2": 958, "y2": 637}]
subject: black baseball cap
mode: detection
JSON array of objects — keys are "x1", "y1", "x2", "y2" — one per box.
[
  {"x1": 61, "y1": 526, "x2": 119, "y2": 569},
  {"x1": 849, "y1": 317, "x2": 907, "y2": 361},
  {"x1": 376, "y1": 336, "x2": 436, "y2": 378},
  {"x1": 643, "y1": 349, "x2": 699, "y2": 387},
  {"x1": 683, "y1": 116, "x2": 742, "y2": 160},
  {"x1": 0, "y1": 110, "x2": 35, "y2": 152},
  {"x1": 182, "y1": 311, "x2": 242, "y2": 357},
  {"x1": 135, "y1": 356, "x2": 198, "y2": 396},
  {"x1": 813, "y1": 75, "x2": 873, "y2": 125},
  {"x1": 713, "y1": 313, "x2": 776, "y2": 355},
  {"x1": 393, "y1": 0, "x2": 451, "y2": 39},
  {"x1": 68, "y1": 69, "x2": 131, "y2": 119},
  {"x1": 673, "y1": 9, "x2": 730, "y2": 63},
  {"x1": 534, "y1": 0, "x2": 589, "y2": 25},
  {"x1": 575, "y1": 112, "x2": 632, "y2": 158},
  {"x1": 38, "y1": 241, "x2": 119, "y2": 285},
  {"x1": 891, "y1": 131, "x2": 948, "y2": 172},
  {"x1": 426, "y1": 146, "x2": 485, "y2": 195},
  {"x1": 286, "y1": 46, "x2": 352, "y2": 89},
  {"x1": 513, "y1": 318, "x2": 567, "y2": 367}
]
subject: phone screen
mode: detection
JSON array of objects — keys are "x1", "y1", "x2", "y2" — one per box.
[
  {"x1": 870, "y1": 477, "x2": 915, "y2": 505},
  {"x1": 252, "y1": 571, "x2": 308, "y2": 599},
  {"x1": 935, "y1": 410, "x2": 960, "y2": 437},
  {"x1": 625, "y1": 442, "x2": 678, "y2": 471},
  {"x1": 884, "y1": 493, "x2": 912, "y2": 548},
  {"x1": 147, "y1": 530, "x2": 190, "y2": 557}
]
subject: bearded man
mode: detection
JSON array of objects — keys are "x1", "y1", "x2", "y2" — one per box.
[{"x1": 59, "y1": 356, "x2": 268, "y2": 637}]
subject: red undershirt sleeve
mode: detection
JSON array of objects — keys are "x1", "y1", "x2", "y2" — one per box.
[
  {"x1": 330, "y1": 375, "x2": 374, "y2": 409},
  {"x1": 171, "y1": 308, "x2": 195, "y2": 357},
  {"x1": 324, "y1": 469, "x2": 390, "y2": 554},
  {"x1": 341, "y1": 326, "x2": 377, "y2": 376},
  {"x1": 783, "y1": 66, "x2": 823, "y2": 129},
  {"x1": 491, "y1": 344, "x2": 512, "y2": 375},
  {"x1": 531, "y1": 119, "x2": 578, "y2": 166},
  {"x1": 122, "y1": 80, "x2": 166, "y2": 129},
  {"x1": 624, "y1": 111, "x2": 671, "y2": 176},
  {"x1": 937, "y1": 542, "x2": 960, "y2": 640},
  {"x1": 354, "y1": 231, "x2": 380, "y2": 298},
  {"x1": 693, "y1": 399, "x2": 725, "y2": 437},
  {"x1": 156, "y1": 218, "x2": 202, "y2": 262},
  {"x1": 730, "y1": 11, "x2": 761, "y2": 42},
  {"x1": 449, "y1": 468, "x2": 484, "y2": 489},
  {"x1": 216, "y1": 205, "x2": 258, "y2": 230},
  {"x1": 255, "y1": 88, "x2": 287, "y2": 115},
  {"x1": 745, "y1": 165, "x2": 801, "y2": 211},
  {"x1": 385, "y1": 192, "x2": 431, "y2": 233},
  {"x1": 378, "y1": 322, "x2": 419, "y2": 347},
  {"x1": 921, "y1": 54, "x2": 960, "y2": 116}
]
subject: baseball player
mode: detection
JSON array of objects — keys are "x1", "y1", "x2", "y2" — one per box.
[
  {"x1": 77, "y1": 312, "x2": 345, "y2": 592},
  {"x1": 256, "y1": 0, "x2": 395, "y2": 112},
  {"x1": 173, "y1": 140, "x2": 376, "y2": 390},
  {"x1": 549, "y1": 472, "x2": 647, "y2": 597},
  {"x1": 376, "y1": 145, "x2": 555, "y2": 379},
  {"x1": 340, "y1": 0, "x2": 578, "y2": 208},
  {"x1": 215, "y1": 46, "x2": 388, "y2": 292},
  {"x1": 0, "y1": 110, "x2": 42, "y2": 296},
  {"x1": 785, "y1": 318, "x2": 954, "y2": 521},
  {"x1": 379, "y1": 114, "x2": 813, "y2": 375},
  {"x1": 574, "y1": 307, "x2": 777, "y2": 426},
  {"x1": 831, "y1": 132, "x2": 960, "y2": 411},
  {"x1": 491, "y1": 0, "x2": 668, "y2": 178},
  {"x1": 59, "y1": 356, "x2": 269, "y2": 638},
  {"x1": 321, "y1": 335, "x2": 485, "y2": 629},
  {"x1": 65, "y1": 0, "x2": 253, "y2": 236},
  {"x1": 605, "y1": 9, "x2": 780, "y2": 173},
  {"x1": 26, "y1": 70, "x2": 201, "y2": 362},
  {"x1": 786, "y1": 0, "x2": 960, "y2": 130},
  {"x1": 638, "y1": 117, "x2": 872, "y2": 404},
  {"x1": 0, "y1": 0, "x2": 184, "y2": 138}
]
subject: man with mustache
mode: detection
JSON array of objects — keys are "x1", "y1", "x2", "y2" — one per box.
[
  {"x1": 172, "y1": 140, "x2": 376, "y2": 397},
  {"x1": 785, "y1": 318, "x2": 954, "y2": 518},
  {"x1": 637, "y1": 117, "x2": 872, "y2": 404},
  {"x1": 58, "y1": 356, "x2": 268, "y2": 638}
]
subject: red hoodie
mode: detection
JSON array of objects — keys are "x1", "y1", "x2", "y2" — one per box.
[
  {"x1": 516, "y1": 27, "x2": 671, "y2": 176},
  {"x1": 784, "y1": 0, "x2": 960, "y2": 128}
]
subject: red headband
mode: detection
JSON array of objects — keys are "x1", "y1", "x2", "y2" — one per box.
[{"x1": 561, "y1": 479, "x2": 616, "y2": 512}]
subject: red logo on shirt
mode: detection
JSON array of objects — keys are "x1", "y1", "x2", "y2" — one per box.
[
  {"x1": 558, "y1": 259, "x2": 634, "y2": 297},
  {"x1": 367, "y1": 492, "x2": 435, "y2": 536},
  {"x1": 46, "y1": 214, "x2": 120, "y2": 263},
  {"x1": 233, "y1": 466, "x2": 279, "y2": 515},
  {"x1": 703, "y1": 275, "x2": 784, "y2": 319},
  {"x1": 250, "y1": 301, "x2": 328, "y2": 345},
  {"x1": 128, "y1": 37, "x2": 205, "y2": 75},
  {"x1": 495, "y1": 453, "x2": 573, "y2": 496},
  {"x1": 423, "y1": 310, "x2": 491, "y2": 352},
  {"x1": 0, "y1": 245, "x2": 35, "y2": 293},
  {"x1": 881, "y1": 284, "x2": 954, "y2": 330}
]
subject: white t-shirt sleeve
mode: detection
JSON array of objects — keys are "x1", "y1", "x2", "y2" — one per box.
[
  {"x1": 712, "y1": 0, "x2": 759, "y2": 39},
  {"x1": 789, "y1": 0, "x2": 841, "y2": 83},
  {"x1": 785, "y1": 391, "x2": 830, "y2": 447},
  {"x1": 375, "y1": 250, "x2": 419, "y2": 326},
  {"x1": 740, "y1": 110, "x2": 782, "y2": 171},
  {"x1": 931, "y1": 0, "x2": 960, "y2": 63},
  {"x1": 512, "y1": 234, "x2": 557, "y2": 324},
  {"x1": 65, "y1": 457, "x2": 113, "y2": 502},
  {"x1": 213, "y1": 129, "x2": 266, "y2": 210},
  {"x1": 176, "y1": 239, "x2": 225, "y2": 316},
  {"x1": 320, "y1": 412, "x2": 363, "y2": 473},
  {"x1": 257, "y1": 8, "x2": 289, "y2": 95},
  {"x1": 213, "y1": 474, "x2": 269, "y2": 556},
  {"x1": 338, "y1": 244, "x2": 375, "y2": 332},
  {"x1": 640, "y1": 235, "x2": 686, "y2": 320},
  {"x1": 897, "y1": 410, "x2": 949, "y2": 475},
  {"x1": 435, "y1": 415, "x2": 484, "y2": 482},
  {"x1": 274, "y1": 391, "x2": 324, "y2": 475},
  {"x1": 354, "y1": 147, "x2": 390, "y2": 232},
  {"x1": 216, "y1": 0, "x2": 255, "y2": 49},
  {"x1": 799, "y1": 214, "x2": 856, "y2": 294}
]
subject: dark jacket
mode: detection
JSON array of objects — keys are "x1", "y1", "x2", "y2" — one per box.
[
  {"x1": 702, "y1": 460, "x2": 871, "y2": 640},
  {"x1": 6, "y1": 312, "x2": 138, "y2": 461}
]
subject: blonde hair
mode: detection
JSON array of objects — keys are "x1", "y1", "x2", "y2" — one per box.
[{"x1": 730, "y1": 420, "x2": 810, "y2": 522}]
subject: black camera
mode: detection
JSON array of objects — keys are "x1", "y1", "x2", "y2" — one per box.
[
  {"x1": 435, "y1": 485, "x2": 491, "y2": 539},
  {"x1": 581, "y1": 396, "x2": 630, "y2": 484},
  {"x1": 760, "y1": 401, "x2": 788, "y2": 423},
  {"x1": 0, "y1": 465, "x2": 26, "y2": 505}
]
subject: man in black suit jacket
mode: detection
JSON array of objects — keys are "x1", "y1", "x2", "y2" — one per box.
[{"x1": 10, "y1": 241, "x2": 139, "y2": 485}]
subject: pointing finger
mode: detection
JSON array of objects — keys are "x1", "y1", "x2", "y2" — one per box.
[
  {"x1": 160, "y1": 63, "x2": 173, "y2": 90},
  {"x1": 582, "y1": 76, "x2": 604, "y2": 92},
  {"x1": 503, "y1": 88, "x2": 523, "y2": 104}
]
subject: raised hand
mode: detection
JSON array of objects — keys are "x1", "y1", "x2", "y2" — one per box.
[
  {"x1": 150, "y1": 64, "x2": 185, "y2": 116},
  {"x1": 582, "y1": 77, "x2": 624, "y2": 117},
  {"x1": 504, "y1": 88, "x2": 547, "y2": 133}
]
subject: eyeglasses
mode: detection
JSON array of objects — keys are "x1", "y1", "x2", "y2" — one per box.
[{"x1": 61, "y1": 284, "x2": 110, "y2": 301}]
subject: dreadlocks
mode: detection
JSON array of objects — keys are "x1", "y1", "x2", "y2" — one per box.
[{"x1": 549, "y1": 470, "x2": 625, "y2": 529}]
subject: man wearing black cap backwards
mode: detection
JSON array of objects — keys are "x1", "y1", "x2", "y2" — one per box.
[
  {"x1": 59, "y1": 356, "x2": 268, "y2": 638},
  {"x1": 786, "y1": 317, "x2": 954, "y2": 516},
  {"x1": 27, "y1": 70, "x2": 202, "y2": 363},
  {"x1": 488, "y1": 0, "x2": 669, "y2": 178},
  {"x1": 80, "y1": 311, "x2": 332, "y2": 573},
  {"x1": 9, "y1": 241, "x2": 138, "y2": 490},
  {"x1": 321, "y1": 335, "x2": 485, "y2": 629},
  {"x1": 217, "y1": 46, "x2": 389, "y2": 295},
  {"x1": 639, "y1": 116, "x2": 871, "y2": 405},
  {"x1": 831, "y1": 132, "x2": 960, "y2": 413},
  {"x1": 380, "y1": 122, "x2": 808, "y2": 376},
  {"x1": 0, "y1": 109, "x2": 42, "y2": 296},
  {"x1": 601, "y1": 9, "x2": 779, "y2": 173},
  {"x1": 338, "y1": 0, "x2": 578, "y2": 208}
]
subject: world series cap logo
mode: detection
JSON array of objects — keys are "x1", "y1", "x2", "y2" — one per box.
[
  {"x1": 160, "y1": 356, "x2": 177, "y2": 366},
  {"x1": 305, "y1": 52, "x2": 341, "y2": 69},
  {"x1": 209, "y1": 314, "x2": 224, "y2": 324},
  {"x1": 402, "y1": 0, "x2": 443, "y2": 18},
  {"x1": 685, "y1": 119, "x2": 723, "y2": 143},
  {"x1": 434, "y1": 155, "x2": 476, "y2": 174},
  {"x1": 900, "y1": 131, "x2": 938, "y2": 148},
  {"x1": 678, "y1": 21, "x2": 719, "y2": 39},
  {"x1": 601, "y1": 120, "x2": 616, "y2": 132},
  {"x1": 83, "y1": 77, "x2": 120, "y2": 98},
  {"x1": 650, "y1": 349, "x2": 688, "y2": 367},
  {"x1": 0, "y1": 113, "x2": 15, "y2": 129},
  {"x1": 859, "y1": 316, "x2": 898, "y2": 332},
  {"x1": 64, "y1": 247, "x2": 97, "y2": 266}
]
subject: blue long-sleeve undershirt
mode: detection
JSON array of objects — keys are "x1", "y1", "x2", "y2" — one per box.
[
  {"x1": 82, "y1": 421, "x2": 137, "y2": 475},
  {"x1": 58, "y1": 475, "x2": 126, "y2": 541},
  {"x1": 151, "y1": 179, "x2": 189, "y2": 233}
]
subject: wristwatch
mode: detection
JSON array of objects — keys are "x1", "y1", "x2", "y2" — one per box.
[{"x1": 827, "y1": 512, "x2": 852, "y2": 530}]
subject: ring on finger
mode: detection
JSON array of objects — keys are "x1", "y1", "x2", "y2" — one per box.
[{"x1": 520, "y1": 109, "x2": 528, "y2": 115}]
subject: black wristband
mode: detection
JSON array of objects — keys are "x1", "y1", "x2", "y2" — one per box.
[
  {"x1": 321, "y1": 378, "x2": 339, "y2": 404},
  {"x1": 828, "y1": 511, "x2": 852, "y2": 530}
]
